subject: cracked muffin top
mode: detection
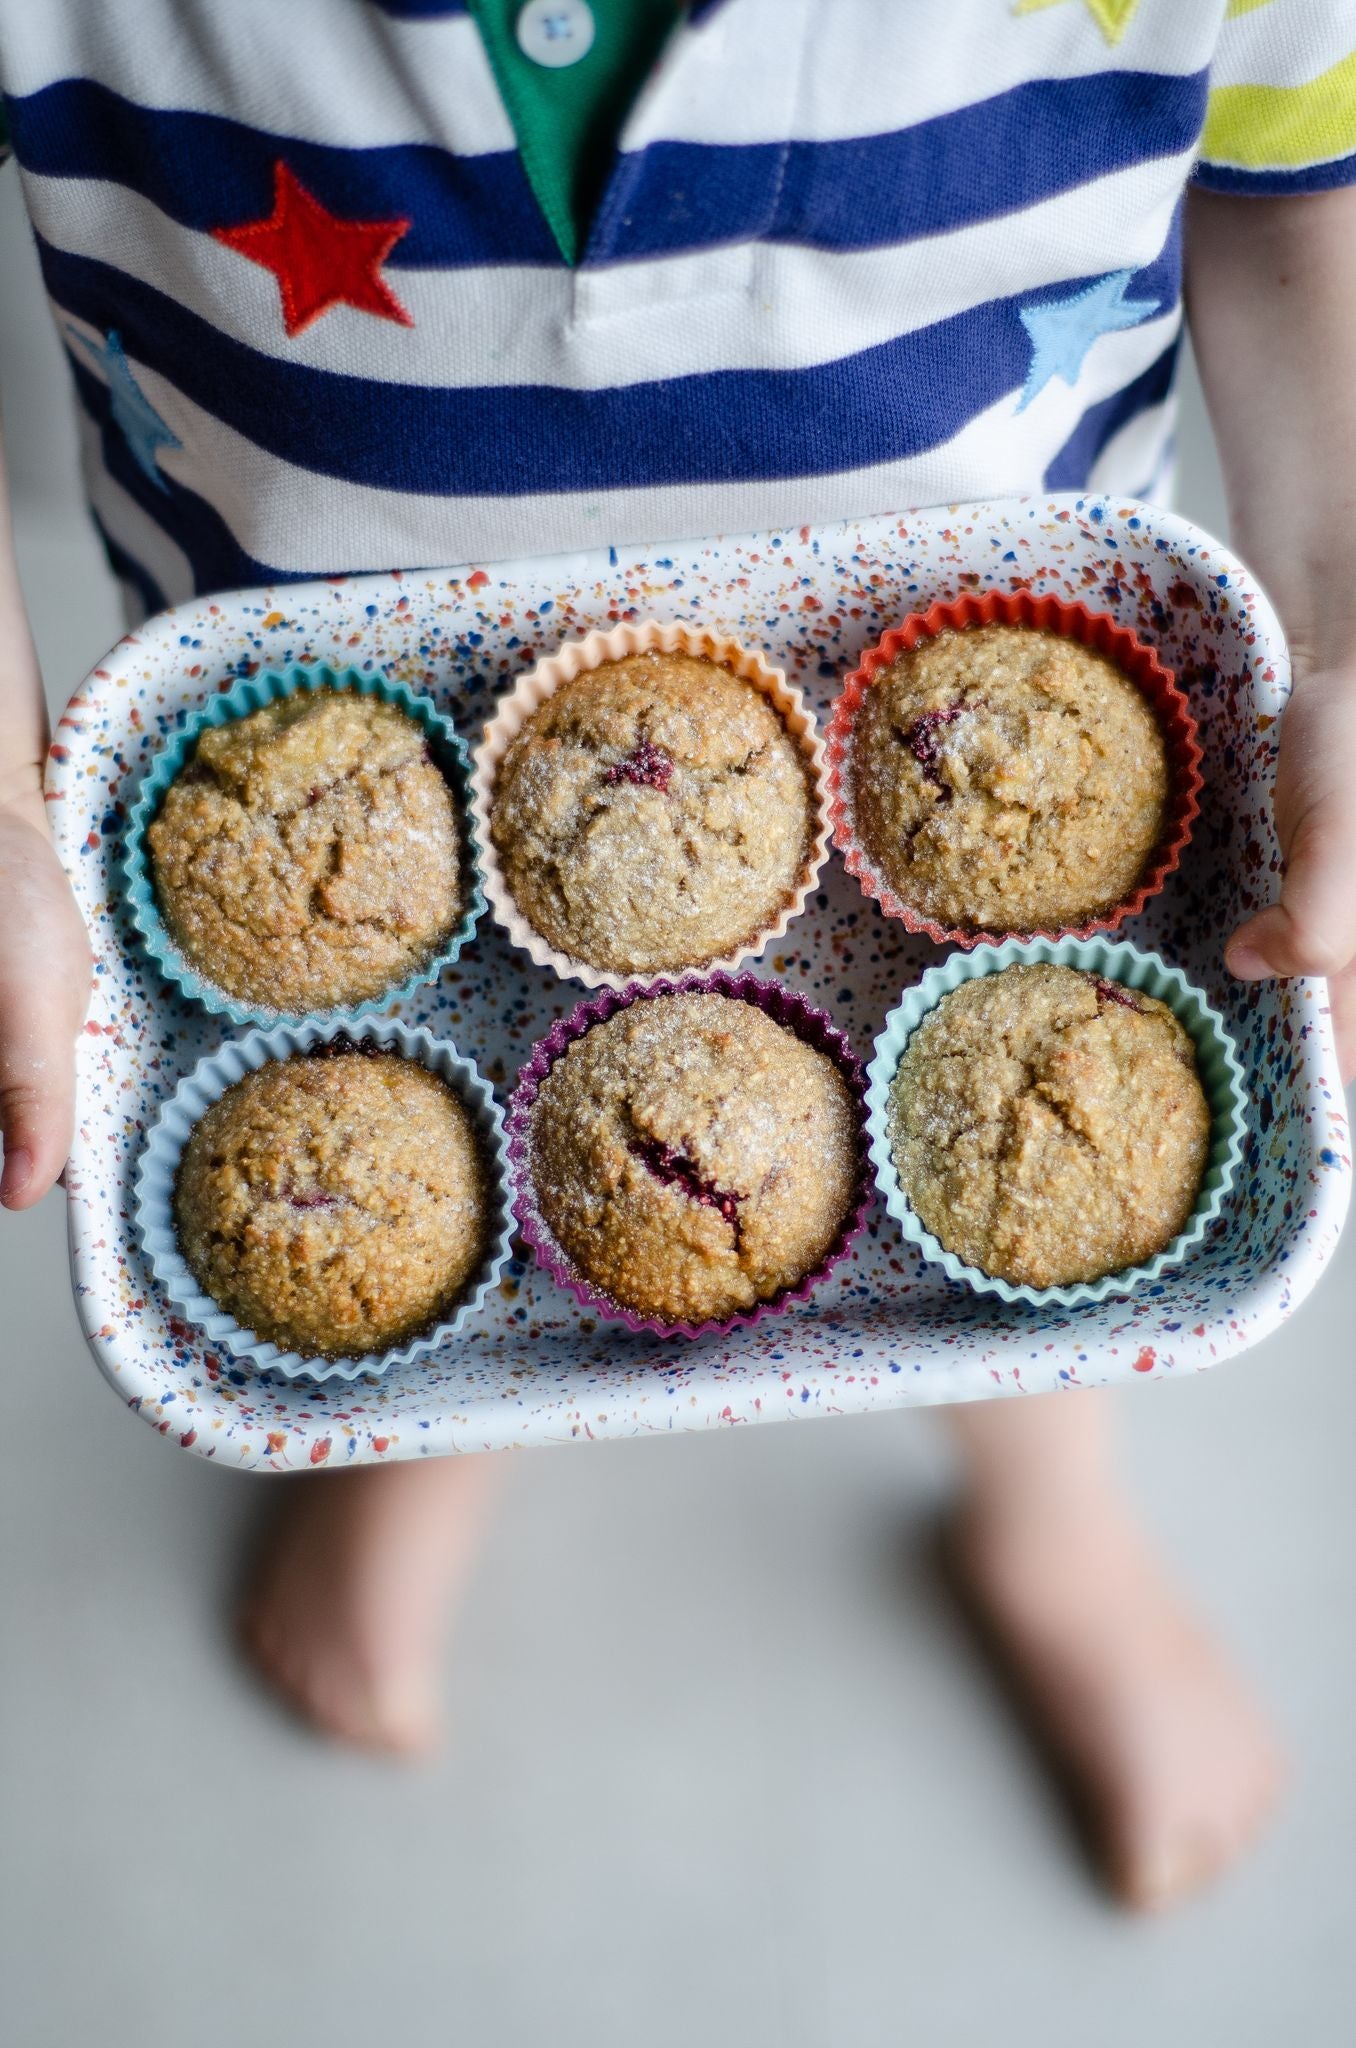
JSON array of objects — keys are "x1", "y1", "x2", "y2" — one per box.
[
  {"x1": 173, "y1": 1048, "x2": 488, "y2": 1358},
  {"x1": 526, "y1": 991, "x2": 861, "y2": 1325},
  {"x1": 886, "y1": 963, "x2": 1211, "y2": 1290},
  {"x1": 488, "y1": 650, "x2": 815, "y2": 975},
  {"x1": 148, "y1": 688, "x2": 465, "y2": 1013},
  {"x1": 848, "y1": 624, "x2": 1169, "y2": 933}
]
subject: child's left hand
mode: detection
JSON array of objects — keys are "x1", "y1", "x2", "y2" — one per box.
[
  {"x1": 1226, "y1": 664, "x2": 1356, "y2": 1084},
  {"x1": 0, "y1": 795, "x2": 93, "y2": 1208}
]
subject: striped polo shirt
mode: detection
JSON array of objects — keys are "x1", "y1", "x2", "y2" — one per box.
[{"x1": 1, "y1": 0, "x2": 1354, "y2": 616}]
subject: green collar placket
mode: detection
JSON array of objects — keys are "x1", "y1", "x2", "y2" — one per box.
[{"x1": 466, "y1": 0, "x2": 682, "y2": 266}]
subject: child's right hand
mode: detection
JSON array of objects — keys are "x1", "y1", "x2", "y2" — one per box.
[
  {"x1": 1225, "y1": 662, "x2": 1356, "y2": 1086},
  {"x1": 0, "y1": 794, "x2": 92, "y2": 1208}
]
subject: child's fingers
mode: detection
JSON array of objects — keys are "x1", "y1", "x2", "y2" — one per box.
[
  {"x1": 1226, "y1": 902, "x2": 1352, "y2": 983},
  {"x1": 1330, "y1": 960, "x2": 1356, "y2": 1089},
  {"x1": 0, "y1": 810, "x2": 93, "y2": 1210},
  {"x1": 0, "y1": 973, "x2": 81, "y2": 1209},
  {"x1": 1225, "y1": 804, "x2": 1356, "y2": 985}
]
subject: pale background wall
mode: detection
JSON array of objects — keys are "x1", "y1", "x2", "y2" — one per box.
[{"x1": 2, "y1": 165, "x2": 1354, "y2": 2048}]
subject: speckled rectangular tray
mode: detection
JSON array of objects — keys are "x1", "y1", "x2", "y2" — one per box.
[{"x1": 51, "y1": 496, "x2": 1351, "y2": 1470}]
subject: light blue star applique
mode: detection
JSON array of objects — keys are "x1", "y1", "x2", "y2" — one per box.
[
  {"x1": 1016, "y1": 270, "x2": 1159, "y2": 413},
  {"x1": 69, "y1": 327, "x2": 181, "y2": 490}
]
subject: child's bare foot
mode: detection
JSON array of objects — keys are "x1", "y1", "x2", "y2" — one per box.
[
  {"x1": 238, "y1": 1453, "x2": 500, "y2": 1755},
  {"x1": 943, "y1": 1392, "x2": 1284, "y2": 1909},
  {"x1": 947, "y1": 1490, "x2": 1285, "y2": 1909}
]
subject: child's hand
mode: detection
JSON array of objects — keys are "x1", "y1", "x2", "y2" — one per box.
[
  {"x1": 1225, "y1": 666, "x2": 1356, "y2": 1085},
  {"x1": 0, "y1": 796, "x2": 92, "y2": 1208},
  {"x1": 1186, "y1": 186, "x2": 1356, "y2": 1087}
]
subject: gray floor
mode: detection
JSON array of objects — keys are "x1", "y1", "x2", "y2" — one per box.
[{"x1": 3, "y1": 174, "x2": 1355, "y2": 2048}]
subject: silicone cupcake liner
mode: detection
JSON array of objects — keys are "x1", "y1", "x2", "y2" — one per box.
[
  {"x1": 825, "y1": 590, "x2": 1203, "y2": 949},
  {"x1": 865, "y1": 937, "x2": 1247, "y2": 1310},
  {"x1": 471, "y1": 619, "x2": 833, "y2": 989},
  {"x1": 123, "y1": 662, "x2": 487, "y2": 1027},
  {"x1": 134, "y1": 1016, "x2": 514, "y2": 1385},
  {"x1": 505, "y1": 971, "x2": 874, "y2": 1340}
]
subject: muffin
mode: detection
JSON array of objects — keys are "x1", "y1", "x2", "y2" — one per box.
[
  {"x1": 488, "y1": 649, "x2": 815, "y2": 975},
  {"x1": 173, "y1": 1048, "x2": 488, "y2": 1357},
  {"x1": 148, "y1": 688, "x2": 465, "y2": 1012},
  {"x1": 524, "y1": 990, "x2": 861, "y2": 1325},
  {"x1": 886, "y1": 963, "x2": 1211, "y2": 1289},
  {"x1": 848, "y1": 624, "x2": 1169, "y2": 933}
]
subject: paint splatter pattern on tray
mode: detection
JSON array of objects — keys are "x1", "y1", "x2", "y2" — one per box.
[{"x1": 48, "y1": 498, "x2": 1351, "y2": 1468}]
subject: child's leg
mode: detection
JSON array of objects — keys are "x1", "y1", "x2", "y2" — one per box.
[
  {"x1": 945, "y1": 1391, "x2": 1283, "y2": 1908},
  {"x1": 239, "y1": 1453, "x2": 501, "y2": 1754}
]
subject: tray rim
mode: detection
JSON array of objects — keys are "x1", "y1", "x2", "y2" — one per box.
[{"x1": 50, "y1": 492, "x2": 1352, "y2": 1466}]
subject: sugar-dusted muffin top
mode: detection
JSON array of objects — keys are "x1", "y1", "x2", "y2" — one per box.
[
  {"x1": 173, "y1": 1049, "x2": 488, "y2": 1357},
  {"x1": 886, "y1": 964, "x2": 1211, "y2": 1289},
  {"x1": 527, "y1": 992, "x2": 860, "y2": 1325},
  {"x1": 149, "y1": 689, "x2": 465, "y2": 1012},
  {"x1": 849, "y1": 625, "x2": 1169, "y2": 933},
  {"x1": 490, "y1": 650, "x2": 814, "y2": 974}
]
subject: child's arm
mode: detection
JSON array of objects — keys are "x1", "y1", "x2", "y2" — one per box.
[
  {"x1": 1186, "y1": 184, "x2": 1356, "y2": 1081},
  {"x1": 0, "y1": 427, "x2": 93, "y2": 1208}
]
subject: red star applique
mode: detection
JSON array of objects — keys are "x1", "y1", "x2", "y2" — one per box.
[{"x1": 214, "y1": 162, "x2": 413, "y2": 337}]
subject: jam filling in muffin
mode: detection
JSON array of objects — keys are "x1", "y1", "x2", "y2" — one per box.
[
  {"x1": 490, "y1": 649, "x2": 814, "y2": 974},
  {"x1": 526, "y1": 991, "x2": 861, "y2": 1324},
  {"x1": 886, "y1": 963, "x2": 1211, "y2": 1289},
  {"x1": 149, "y1": 688, "x2": 465, "y2": 1012},
  {"x1": 173, "y1": 1047, "x2": 488, "y2": 1357},
  {"x1": 849, "y1": 624, "x2": 1169, "y2": 933}
]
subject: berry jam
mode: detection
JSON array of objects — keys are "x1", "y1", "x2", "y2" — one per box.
[
  {"x1": 630, "y1": 1136, "x2": 743, "y2": 1238},
  {"x1": 604, "y1": 740, "x2": 675, "y2": 792},
  {"x1": 1091, "y1": 976, "x2": 1142, "y2": 1012},
  {"x1": 903, "y1": 704, "x2": 966, "y2": 797}
]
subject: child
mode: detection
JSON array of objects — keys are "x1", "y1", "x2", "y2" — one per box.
[{"x1": 2, "y1": 1, "x2": 1353, "y2": 1909}]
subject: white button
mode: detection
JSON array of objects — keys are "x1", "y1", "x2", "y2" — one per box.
[{"x1": 516, "y1": 1, "x2": 596, "y2": 69}]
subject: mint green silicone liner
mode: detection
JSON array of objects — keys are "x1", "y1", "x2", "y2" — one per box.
[
  {"x1": 122, "y1": 663, "x2": 486, "y2": 1027},
  {"x1": 865, "y1": 938, "x2": 1248, "y2": 1310}
]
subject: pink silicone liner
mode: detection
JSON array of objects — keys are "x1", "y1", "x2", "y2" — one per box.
[
  {"x1": 824, "y1": 589, "x2": 1204, "y2": 951},
  {"x1": 505, "y1": 972, "x2": 874, "y2": 1342}
]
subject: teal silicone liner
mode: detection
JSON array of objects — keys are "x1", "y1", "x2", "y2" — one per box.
[
  {"x1": 865, "y1": 938, "x2": 1248, "y2": 1310},
  {"x1": 122, "y1": 663, "x2": 486, "y2": 1027},
  {"x1": 134, "y1": 1016, "x2": 515, "y2": 1385}
]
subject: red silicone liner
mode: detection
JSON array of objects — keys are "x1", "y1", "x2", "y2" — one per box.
[
  {"x1": 505, "y1": 972, "x2": 874, "y2": 1342},
  {"x1": 824, "y1": 589, "x2": 1204, "y2": 951}
]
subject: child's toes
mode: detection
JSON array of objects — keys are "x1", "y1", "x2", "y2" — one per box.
[
  {"x1": 357, "y1": 1672, "x2": 442, "y2": 1757},
  {"x1": 1108, "y1": 1735, "x2": 1285, "y2": 1912},
  {"x1": 236, "y1": 1582, "x2": 442, "y2": 1755}
]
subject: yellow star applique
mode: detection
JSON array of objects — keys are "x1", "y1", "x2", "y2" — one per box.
[{"x1": 1012, "y1": 0, "x2": 1144, "y2": 47}]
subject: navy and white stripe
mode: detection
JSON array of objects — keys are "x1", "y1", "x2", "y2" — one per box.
[
  {"x1": 4, "y1": 68, "x2": 1210, "y2": 266},
  {"x1": 0, "y1": 0, "x2": 1353, "y2": 608}
]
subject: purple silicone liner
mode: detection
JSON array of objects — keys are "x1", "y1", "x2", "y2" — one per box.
[{"x1": 505, "y1": 970, "x2": 874, "y2": 1341}]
